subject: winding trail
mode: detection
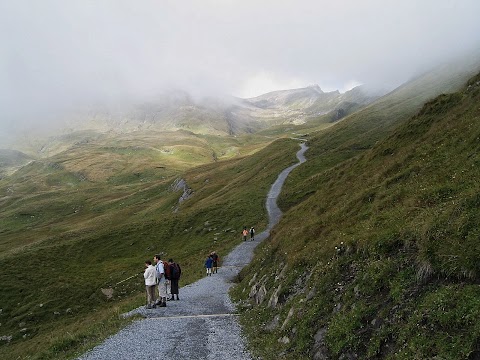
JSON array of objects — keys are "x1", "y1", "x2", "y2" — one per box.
[{"x1": 78, "y1": 142, "x2": 308, "y2": 360}]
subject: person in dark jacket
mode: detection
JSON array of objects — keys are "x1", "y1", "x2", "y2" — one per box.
[
  {"x1": 168, "y1": 259, "x2": 182, "y2": 300},
  {"x1": 211, "y1": 251, "x2": 219, "y2": 274},
  {"x1": 205, "y1": 255, "x2": 213, "y2": 276}
]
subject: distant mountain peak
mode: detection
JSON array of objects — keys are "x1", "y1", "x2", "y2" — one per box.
[{"x1": 308, "y1": 84, "x2": 323, "y2": 94}]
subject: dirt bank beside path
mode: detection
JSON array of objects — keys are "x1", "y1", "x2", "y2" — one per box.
[{"x1": 78, "y1": 142, "x2": 308, "y2": 360}]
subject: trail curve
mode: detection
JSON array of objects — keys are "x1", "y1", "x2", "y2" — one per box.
[{"x1": 78, "y1": 142, "x2": 308, "y2": 360}]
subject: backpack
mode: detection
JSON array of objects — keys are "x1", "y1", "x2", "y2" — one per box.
[
  {"x1": 171, "y1": 263, "x2": 181, "y2": 280},
  {"x1": 162, "y1": 261, "x2": 171, "y2": 280}
]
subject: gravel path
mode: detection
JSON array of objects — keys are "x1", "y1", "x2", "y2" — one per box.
[{"x1": 78, "y1": 142, "x2": 308, "y2": 360}]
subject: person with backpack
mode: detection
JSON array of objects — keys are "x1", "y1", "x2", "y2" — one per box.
[
  {"x1": 143, "y1": 260, "x2": 157, "y2": 309},
  {"x1": 168, "y1": 259, "x2": 182, "y2": 300},
  {"x1": 250, "y1": 226, "x2": 255, "y2": 241},
  {"x1": 205, "y1": 254, "x2": 213, "y2": 276},
  {"x1": 242, "y1": 227, "x2": 248, "y2": 241},
  {"x1": 153, "y1": 254, "x2": 167, "y2": 307},
  {"x1": 162, "y1": 258, "x2": 172, "y2": 301},
  {"x1": 211, "y1": 251, "x2": 219, "y2": 274}
]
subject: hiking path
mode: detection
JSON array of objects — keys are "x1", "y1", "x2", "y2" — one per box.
[{"x1": 78, "y1": 142, "x2": 308, "y2": 360}]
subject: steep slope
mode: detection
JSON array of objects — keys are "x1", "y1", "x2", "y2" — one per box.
[
  {"x1": 279, "y1": 58, "x2": 480, "y2": 209},
  {"x1": 232, "y1": 73, "x2": 480, "y2": 358}
]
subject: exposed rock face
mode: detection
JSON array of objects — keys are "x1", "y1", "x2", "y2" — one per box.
[
  {"x1": 281, "y1": 307, "x2": 295, "y2": 330},
  {"x1": 249, "y1": 283, "x2": 268, "y2": 305},
  {"x1": 101, "y1": 287, "x2": 114, "y2": 299},
  {"x1": 265, "y1": 314, "x2": 280, "y2": 331},
  {"x1": 312, "y1": 327, "x2": 329, "y2": 360},
  {"x1": 268, "y1": 284, "x2": 282, "y2": 308},
  {"x1": 171, "y1": 178, "x2": 193, "y2": 212}
]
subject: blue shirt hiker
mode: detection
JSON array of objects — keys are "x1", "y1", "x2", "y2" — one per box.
[{"x1": 205, "y1": 255, "x2": 213, "y2": 276}]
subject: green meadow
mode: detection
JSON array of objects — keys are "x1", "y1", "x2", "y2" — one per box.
[{"x1": 0, "y1": 130, "x2": 299, "y2": 359}]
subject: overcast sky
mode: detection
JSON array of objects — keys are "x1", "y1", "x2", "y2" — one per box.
[{"x1": 1, "y1": 0, "x2": 480, "y2": 142}]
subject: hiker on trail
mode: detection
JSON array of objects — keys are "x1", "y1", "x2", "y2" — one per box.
[
  {"x1": 250, "y1": 226, "x2": 255, "y2": 241},
  {"x1": 205, "y1": 254, "x2": 213, "y2": 276},
  {"x1": 168, "y1": 259, "x2": 182, "y2": 300},
  {"x1": 144, "y1": 260, "x2": 157, "y2": 309},
  {"x1": 211, "y1": 251, "x2": 219, "y2": 274},
  {"x1": 153, "y1": 254, "x2": 167, "y2": 307},
  {"x1": 162, "y1": 258, "x2": 172, "y2": 301},
  {"x1": 242, "y1": 227, "x2": 248, "y2": 241}
]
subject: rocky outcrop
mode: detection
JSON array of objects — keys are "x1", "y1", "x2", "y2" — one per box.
[{"x1": 171, "y1": 178, "x2": 193, "y2": 212}]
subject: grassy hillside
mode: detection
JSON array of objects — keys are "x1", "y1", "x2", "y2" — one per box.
[
  {"x1": 0, "y1": 132, "x2": 299, "y2": 359},
  {"x1": 0, "y1": 149, "x2": 33, "y2": 178},
  {"x1": 279, "y1": 60, "x2": 480, "y2": 210},
  {"x1": 232, "y1": 73, "x2": 480, "y2": 359}
]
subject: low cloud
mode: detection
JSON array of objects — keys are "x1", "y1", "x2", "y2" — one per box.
[{"x1": 1, "y1": 0, "x2": 480, "y2": 143}]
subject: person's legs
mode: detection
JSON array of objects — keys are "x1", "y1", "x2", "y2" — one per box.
[
  {"x1": 166, "y1": 279, "x2": 172, "y2": 300},
  {"x1": 145, "y1": 286, "x2": 150, "y2": 308},
  {"x1": 171, "y1": 279, "x2": 179, "y2": 300},
  {"x1": 146, "y1": 286, "x2": 155, "y2": 308},
  {"x1": 157, "y1": 281, "x2": 167, "y2": 306}
]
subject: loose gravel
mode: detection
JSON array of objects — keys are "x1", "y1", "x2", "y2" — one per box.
[{"x1": 78, "y1": 143, "x2": 308, "y2": 360}]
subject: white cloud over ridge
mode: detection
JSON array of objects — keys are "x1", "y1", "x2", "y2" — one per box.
[{"x1": 1, "y1": 0, "x2": 480, "y2": 137}]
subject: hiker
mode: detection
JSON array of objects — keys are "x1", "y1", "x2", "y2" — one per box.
[
  {"x1": 162, "y1": 258, "x2": 172, "y2": 301},
  {"x1": 242, "y1": 227, "x2": 248, "y2": 241},
  {"x1": 205, "y1": 254, "x2": 213, "y2": 276},
  {"x1": 168, "y1": 259, "x2": 182, "y2": 300},
  {"x1": 211, "y1": 251, "x2": 219, "y2": 274},
  {"x1": 250, "y1": 226, "x2": 255, "y2": 241},
  {"x1": 153, "y1": 254, "x2": 167, "y2": 307},
  {"x1": 144, "y1": 260, "x2": 157, "y2": 309}
]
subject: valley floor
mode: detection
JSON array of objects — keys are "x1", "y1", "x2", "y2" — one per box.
[{"x1": 76, "y1": 143, "x2": 308, "y2": 360}]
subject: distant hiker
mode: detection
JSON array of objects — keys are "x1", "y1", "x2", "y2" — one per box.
[
  {"x1": 168, "y1": 258, "x2": 182, "y2": 300},
  {"x1": 205, "y1": 254, "x2": 213, "y2": 276},
  {"x1": 242, "y1": 227, "x2": 248, "y2": 241},
  {"x1": 153, "y1": 254, "x2": 167, "y2": 307},
  {"x1": 211, "y1": 251, "x2": 219, "y2": 274},
  {"x1": 250, "y1": 226, "x2": 255, "y2": 241},
  {"x1": 143, "y1": 260, "x2": 157, "y2": 309}
]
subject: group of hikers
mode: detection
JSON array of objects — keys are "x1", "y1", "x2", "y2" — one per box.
[
  {"x1": 242, "y1": 226, "x2": 255, "y2": 241},
  {"x1": 143, "y1": 254, "x2": 182, "y2": 309},
  {"x1": 204, "y1": 251, "x2": 219, "y2": 276},
  {"x1": 144, "y1": 226, "x2": 256, "y2": 308}
]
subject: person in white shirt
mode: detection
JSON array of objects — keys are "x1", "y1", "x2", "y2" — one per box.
[
  {"x1": 154, "y1": 254, "x2": 167, "y2": 307},
  {"x1": 143, "y1": 260, "x2": 157, "y2": 309}
]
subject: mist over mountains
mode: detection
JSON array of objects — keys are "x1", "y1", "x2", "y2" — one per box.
[
  {"x1": 0, "y1": 83, "x2": 382, "y2": 153},
  {"x1": 62, "y1": 84, "x2": 381, "y2": 136}
]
